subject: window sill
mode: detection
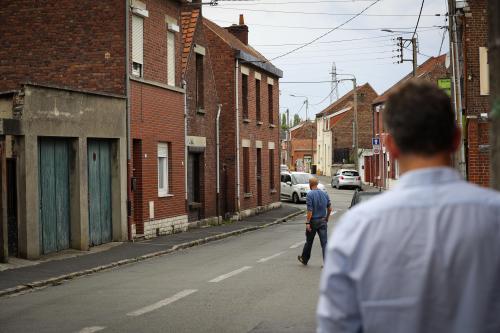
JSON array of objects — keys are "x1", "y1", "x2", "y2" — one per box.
[
  {"x1": 243, "y1": 193, "x2": 253, "y2": 198},
  {"x1": 158, "y1": 193, "x2": 174, "y2": 198},
  {"x1": 256, "y1": 121, "x2": 263, "y2": 126},
  {"x1": 197, "y1": 108, "x2": 206, "y2": 115},
  {"x1": 243, "y1": 118, "x2": 251, "y2": 123},
  {"x1": 270, "y1": 189, "x2": 277, "y2": 194},
  {"x1": 269, "y1": 124, "x2": 276, "y2": 128}
]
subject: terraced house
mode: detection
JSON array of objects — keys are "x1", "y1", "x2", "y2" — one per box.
[{"x1": 203, "y1": 15, "x2": 283, "y2": 218}]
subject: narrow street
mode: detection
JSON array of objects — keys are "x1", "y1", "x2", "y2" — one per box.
[{"x1": 0, "y1": 180, "x2": 357, "y2": 333}]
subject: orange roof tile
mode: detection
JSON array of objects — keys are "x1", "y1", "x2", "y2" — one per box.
[
  {"x1": 372, "y1": 54, "x2": 447, "y2": 105},
  {"x1": 202, "y1": 18, "x2": 268, "y2": 63},
  {"x1": 180, "y1": 9, "x2": 200, "y2": 75}
]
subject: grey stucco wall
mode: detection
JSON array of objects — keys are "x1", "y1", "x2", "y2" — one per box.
[{"x1": 15, "y1": 85, "x2": 127, "y2": 259}]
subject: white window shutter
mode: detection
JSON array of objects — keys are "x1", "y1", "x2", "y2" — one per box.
[
  {"x1": 132, "y1": 15, "x2": 144, "y2": 65},
  {"x1": 167, "y1": 31, "x2": 175, "y2": 86}
]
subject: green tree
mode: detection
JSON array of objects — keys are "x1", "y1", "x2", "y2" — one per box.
[
  {"x1": 293, "y1": 114, "x2": 301, "y2": 127},
  {"x1": 281, "y1": 113, "x2": 288, "y2": 130}
]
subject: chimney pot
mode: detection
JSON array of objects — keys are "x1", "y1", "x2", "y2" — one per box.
[{"x1": 239, "y1": 14, "x2": 245, "y2": 25}]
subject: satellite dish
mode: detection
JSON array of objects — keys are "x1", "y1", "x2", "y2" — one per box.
[{"x1": 445, "y1": 52, "x2": 451, "y2": 69}]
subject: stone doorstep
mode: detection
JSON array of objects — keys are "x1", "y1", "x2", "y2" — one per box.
[{"x1": 0, "y1": 207, "x2": 305, "y2": 299}]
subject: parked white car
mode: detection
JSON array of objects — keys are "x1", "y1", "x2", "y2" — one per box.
[
  {"x1": 331, "y1": 169, "x2": 362, "y2": 190},
  {"x1": 280, "y1": 172, "x2": 327, "y2": 204}
]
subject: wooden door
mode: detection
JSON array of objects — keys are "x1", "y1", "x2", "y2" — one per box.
[
  {"x1": 256, "y1": 148, "x2": 262, "y2": 206},
  {"x1": 88, "y1": 140, "x2": 112, "y2": 246},
  {"x1": 39, "y1": 138, "x2": 70, "y2": 254}
]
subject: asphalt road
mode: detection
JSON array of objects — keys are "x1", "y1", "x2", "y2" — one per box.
[{"x1": 0, "y1": 183, "x2": 357, "y2": 333}]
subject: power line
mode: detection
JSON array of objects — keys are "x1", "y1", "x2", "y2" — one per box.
[
  {"x1": 412, "y1": 0, "x2": 425, "y2": 40},
  {"x1": 212, "y1": 6, "x2": 440, "y2": 17},
  {"x1": 269, "y1": 0, "x2": 383, "y2": 61},
  {"x1": 267, "y1": 49, "x2": 394, "y2": 60},
  {"x1": 210, "y1": 18, "x2": 442, "y2": 33}
]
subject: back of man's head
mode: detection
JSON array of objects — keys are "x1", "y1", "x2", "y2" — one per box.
[
  {"x1": 309, "y1": 177, "x2": 319, "y2": 188},
  {"x1": 383, "y1": 81, "x2": 456, "y2": 156}
]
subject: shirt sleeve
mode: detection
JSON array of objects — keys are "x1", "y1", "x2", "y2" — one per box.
[
  {"x1": 317, "y1": 216, "x2": 362, "y2": 333},
  {"x1": 306, "y1": 192, "x2": 313, "y2": 212}
]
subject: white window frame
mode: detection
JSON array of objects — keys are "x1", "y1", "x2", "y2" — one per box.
[{"x1": 158, "y1": 143, "x2": 169, "y2": 197}]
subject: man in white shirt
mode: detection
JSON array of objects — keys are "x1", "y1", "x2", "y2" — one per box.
[{"x1": 317, "y1": 81, "x2": 500, "y2": 333}]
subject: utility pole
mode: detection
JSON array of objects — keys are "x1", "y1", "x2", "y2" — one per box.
[
  {"x1": 330, "y1": 62, "x2": 339, "y2": 103},
  {"x1": 490, "y1": 0, "x2": 500, "y2": 190},
  {"x1": 411, "y1": 37, "x2": 418, "y2": 77},
  {"x1": 447, "y1": 0, "x2": 467, "y2": 179},
  {"x1": 392, "y1": 35, "x2": 418, "y2": 77}
]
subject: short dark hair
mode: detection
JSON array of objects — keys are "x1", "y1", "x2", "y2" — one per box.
[{"x1": 383, "y1": 81, "x2": 456, "y2": 155}]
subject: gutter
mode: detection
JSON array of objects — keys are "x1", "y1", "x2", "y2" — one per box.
[
  {"x1": 235, "y1": 59, "x2": 241, "y2": 215},
  {"x1": 183, "y1": 80, "x2": 188, "y2": 207},
  {"x1": 216, "y1": 104, "x2": 222, "y2": 223},
  {"x1": 125, "y1": 0, "x2": 132, "y2": 240}
]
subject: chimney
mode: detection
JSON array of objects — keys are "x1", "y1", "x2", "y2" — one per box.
[{"x1": 225, "y1": 14, "x2": 249, "y2": 45}]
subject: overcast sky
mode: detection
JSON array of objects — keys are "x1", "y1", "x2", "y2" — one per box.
[{"x1": 203, "y1": 0, "x2": 449, "y2": 121}]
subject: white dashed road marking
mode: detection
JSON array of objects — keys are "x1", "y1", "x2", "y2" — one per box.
[
  {"x1": 257, "y1": 252, "x2": 285, "y2": 263},
  {"x1": 290, "y1": 241, "x2": 305, "y2": 249},
  {"x1": 127, "y1": 289, "x2": 198, "y2": 317},
  {"x1": 209, "y1": 266, "x2": 252, "y2": 283},
  {"x1": 77, "y1": 327, "x2": 106, "y2": 333}
]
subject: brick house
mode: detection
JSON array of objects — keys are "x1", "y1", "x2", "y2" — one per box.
[
  {"x1": 203, "y1": 15, "x2": 283, "y2": 218},
  {"x1": 180, "y1": 4, "x2": 221, "y2": 224},
  {"x1": 454, "y1": 0, "x2": 490, "y2": 187},
  {"x1": 315, "y1": 83, "x2": 378, "y2": 178},
  {"x1": 0, "y1": 1, "x2": 130, "y2": 260},
  {"x1": 289, "y1": 121, "x2": 317, "y2": 173},
  {"x1": 128, "y1": 0, "x2": 188, "y2": 239},
  {"x1": 369, "y1": 55, "x2": 451, "y2": 188}
]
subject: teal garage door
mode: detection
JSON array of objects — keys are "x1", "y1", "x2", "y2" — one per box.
[
  {"x1": 88, "y1": 140, "x2": 112, "y2": 246},
  {"x1": 39, "y1": 138, "x2": 70, "y2": 254}
]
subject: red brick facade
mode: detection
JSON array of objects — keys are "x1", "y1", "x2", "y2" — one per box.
[
  {"x1": 128, "y1": 0, "x2": 187, "y2": 236},
  {"x1": 461, "y1": 0, "x2": 490, "y2": 186},
  {"x1": 290, "y1": 122, "x2": 316, "y2": 171},
  {"x1": 369, "y1": 55, "x2": 451, "y2": 187},
  {"x1": 181, "y1": 8, "x2": 220, "y2": 221},
  {"x1": 203, "y1": 18, "x2": 282, "y2": 215},
  {"x1": 0, "y1": 0, "x2": 126, "y2": 95}
]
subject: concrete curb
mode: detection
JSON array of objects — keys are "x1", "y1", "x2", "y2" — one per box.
[{"x1": 0, "y1": 209, "x2": 305, "y2": 299}]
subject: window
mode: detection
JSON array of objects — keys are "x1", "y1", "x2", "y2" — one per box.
[
  {"x1": 158, "y1": 143, "x2": 170, "y2": 196},
  {"x1": 132, "y1": 15, "x2": 144, "y2": 77},
  {"x1": 269, "y1": 149, "x2": 275, "y2": 190},
  {"x1": 242, "y1": 74, "x2": 249, "y2": 120},
  {"x1": 167, "y1": 30, "x2": 175, "y2": 86},
  {"x1": 255, "y1": 79, "x2": 261, "y2": 122},
  {"x1": 268, "y1": 84, "x2": 274, "y2": 124},
  {"x1": 243, "y1": 147, "x2": 250, "y2": 194},
  {"x1": 196, "y1": 53, "x2": 204, "y2": 109}
]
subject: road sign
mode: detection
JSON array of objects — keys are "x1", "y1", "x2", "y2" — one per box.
[{"x1": 372, "y1": 138, "x2": 381, "y2": 154}]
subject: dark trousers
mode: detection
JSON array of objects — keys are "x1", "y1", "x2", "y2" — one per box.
[{"x1": 301, "y1": 219, "x2": 328, "y2": 263}]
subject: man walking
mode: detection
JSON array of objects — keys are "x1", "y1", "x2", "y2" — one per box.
[
  {"x1": 317, "y1": 82, "x2": 500, "y2": 333},
  {"x1": 298, "y1": 177, "x2": 332, "y2": 266}
]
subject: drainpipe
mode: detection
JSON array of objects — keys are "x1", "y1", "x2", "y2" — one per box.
[
  {"x1": 216, "y1": 104, "x2": 222, "y2": 223},
  {"x1": 235, "y1": 59, "x2": 241, "y2": 216},
  {"x1": 125, "y1": 0, "x2": 132, "y2": 241},
  {"x1": 183, "y1": 80, "x2": 188, "y2": 209}
]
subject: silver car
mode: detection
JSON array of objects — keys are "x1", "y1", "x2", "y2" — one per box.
[{"x1": 331, "y1": 169, "x2": 362, "y2": 190}]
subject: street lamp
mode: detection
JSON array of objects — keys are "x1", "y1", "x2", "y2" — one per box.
[{"x1": 290, "y1": 94, "x2": 314, "y2": 171}]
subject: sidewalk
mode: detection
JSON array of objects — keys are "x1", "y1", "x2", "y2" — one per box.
[{"x1": 0, "y1": 205, "x2": 303, "y2": 297}]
